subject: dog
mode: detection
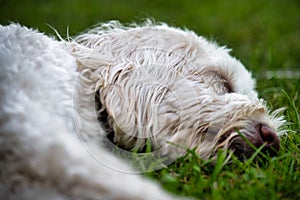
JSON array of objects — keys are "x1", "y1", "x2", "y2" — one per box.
[{"x1": 0, "y1": 21, "x2": 286, "y2": 199}]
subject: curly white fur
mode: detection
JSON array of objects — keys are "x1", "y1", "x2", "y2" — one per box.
[{"x1": 0, "y1": 21, "x2": 285, "y2": 199}]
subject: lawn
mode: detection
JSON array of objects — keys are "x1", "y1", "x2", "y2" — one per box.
[{"x1": 1, "y1": 0, "x2": 299, "y2": 199}]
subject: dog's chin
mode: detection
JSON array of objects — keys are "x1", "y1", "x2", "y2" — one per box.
[
  {"x1": 230, "y1": 143, "x2": 279, "y2": 162},
  {"x1": 229, "y1": 124, "x2": 280, "y2": 161},
  {"x1": 229, "y1": 139, "x2": 257, "y2": 161}
]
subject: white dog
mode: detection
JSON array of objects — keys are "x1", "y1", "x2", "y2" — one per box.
[{"x1": 0, "y1": 21, "x2": 285, "y2": 200}]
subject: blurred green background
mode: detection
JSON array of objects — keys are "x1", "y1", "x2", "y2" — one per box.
[
  {"x1": 1, "y1": 0, "x2": 299, "y2": 73},
  {"x1": 1, "y1": 1, "x2": 299, "y2": 199}
]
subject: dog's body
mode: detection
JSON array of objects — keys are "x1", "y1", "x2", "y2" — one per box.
[{"x1": 0, "y1": 22, "x2": 285, "y2": 199}]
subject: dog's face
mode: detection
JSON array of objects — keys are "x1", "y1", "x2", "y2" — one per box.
[
  {"x1": 204, "y1": 95, "x2": 282, "y2": 161},
  {"x1": 96, "y1": 60, "x2": 284, "y2": 161},
  {"x1": 73, "y1": 24, "x2": 286, "y2": 162}
]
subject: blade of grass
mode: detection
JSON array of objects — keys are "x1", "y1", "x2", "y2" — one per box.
[{"x1": 282, "y1": 89, "x2": 300, "y2": 129}]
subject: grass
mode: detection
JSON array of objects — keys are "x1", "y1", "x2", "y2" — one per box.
[{"x1": 1, "y1": 0, "x2": 299, "y2": 199}]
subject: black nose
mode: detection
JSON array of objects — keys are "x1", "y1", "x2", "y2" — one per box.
[{"x1": 259, "y1": 125, "x2": 280, "y2": 152}]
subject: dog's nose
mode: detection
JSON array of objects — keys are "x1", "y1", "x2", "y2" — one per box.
[{"x1": 260, "y1": 125, "x2": 280, "y2": 151}]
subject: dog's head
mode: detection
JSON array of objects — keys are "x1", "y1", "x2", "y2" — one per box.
[
  {"x1": 90, "y1": 61, "x2": 285, "y2": 162},
  {"x1": 71, "y1": 23, "x2": 286, "y2": 163}
]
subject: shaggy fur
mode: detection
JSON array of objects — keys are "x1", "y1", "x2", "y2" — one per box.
[
  {"x1": 71, "y1": 21, "x2": 285, "y2": 160},
  {"x1": 0, "y1": 21, "x2": 285, "y2": 199}
]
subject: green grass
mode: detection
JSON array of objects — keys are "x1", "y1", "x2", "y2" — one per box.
[{"x1": 1, "y1": 0, "x2": 299, "y2": 199}]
